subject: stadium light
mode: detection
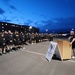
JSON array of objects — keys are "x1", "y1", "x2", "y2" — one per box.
[
  {"x1": 46, "y1": 29, "x2": 48, "y2": 32},
  {"x1": 29, "y1": 26, "x2": 32, "y2": 29},
  {"x1": 72, "y1": 28, "x2": 74, "y2": 30}
]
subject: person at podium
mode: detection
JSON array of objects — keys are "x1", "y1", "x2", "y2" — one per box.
[{"x1": 68, "y1": 30, "x2": 75, "y2": 59}]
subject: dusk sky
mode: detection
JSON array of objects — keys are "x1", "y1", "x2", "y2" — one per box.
[{"x1": 0, "y1": 0, "x2": 75, "y2": 33}]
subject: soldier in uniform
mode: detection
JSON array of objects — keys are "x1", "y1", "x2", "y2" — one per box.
[
  {"x1": 31, "y1": 33, "x2": 35, "y2": 44},
  {"x1": 35, "y1": 33, "x2": 39, "y2": 43},
  {"x1": 4, "y1": 31, "x2": 8, "y2": 53},
  {"x1": 7, "y1": 30, "x2": 14, "y2": 52},
  {"x1": 39, "y1": 33, "x2": 41, "y2": 42},
  {"x1": 19, "y1": 32, "x2": 25, "y2": 49},
  {"x1": 14, "y1": 31, "x2": 20, "y2": 50},
  {"x1": 0, "y1": 32, "x2": 6, "y2": 55},
  {"x1": 41, "y1": 33, "x2": 44, "y2": 42},
  {"x1": 25, "y1": 33, "x2": 29, "y2": 45},
  {"x1": 48, "y1": 34, "x2": 53, "y2": 41}
]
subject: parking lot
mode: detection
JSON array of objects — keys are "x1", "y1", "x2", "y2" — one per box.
[{"x1": 0, "y1": 39, "x2": 75, "y2": 75}]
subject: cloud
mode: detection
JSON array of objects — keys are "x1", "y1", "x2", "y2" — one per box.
[
  {"x1": 24, "y1": 20, "x2": 33, "y2": 25},
  {"x1": 32, "y1": 12, "x2": 47, "y2": 19},
  {"x1": 35, "y1": 17, "x2": 75, "y2": 33},
  {"x1": 33, "y1": 22, "x2": 42, "y2": 28},
  {"x1": 0, "y1": 16, "x2": 11, "y2": 22},
  {"x1": 2, "y1": 0, "x2": 10, "y2": 3},
  {"x1": 0, "y1": 19, "x2": 11, "y2": 22},
  {"x1": 0, "y1": 8, "x2": 5, "y2": 14},
  {"x1": 2, "y1": 0, "x2": 17, "y2": 10},
  {"x1": 54, "y1": 17, "x2": 75, "y2": 26},
  {"x1": 9, "y1": 5, "x2": 17, "y2": 10},
  {"x1": 8, "y1": 5, "x2": 17, "y2": 10},
  {"x1": 3, "y1": 19, "x2": 11, "y2": 22},
  {"x1": 34, "y1": 22, "x2": 38, "y2": 25},
  {"x1": 40, "y1": 14, "x2": 47, "y2": 18},
  {"x1": 41, "y1": 20, "x2": 53, "y2": 26},
  {"x1": 0, "y1": 19, "x2": 3, "y2": 22}
]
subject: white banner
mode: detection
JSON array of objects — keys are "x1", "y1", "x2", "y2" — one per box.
[{"x1": 46, "y1": 41, "x2": 57, "y2": 62}]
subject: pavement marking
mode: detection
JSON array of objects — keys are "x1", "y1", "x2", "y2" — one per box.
[
  {"x1": 21, "y1": 49, "x2": 75, "y2": 62},
  {"x1": 36, "y1": 44, "x2": 49, "y2": 47},
  {"x1": 63, "y1": 60, "x2": 75, "y2": 62},
  {"x1": 21, "y1": 49, "x2": 46, "y2": 56}
]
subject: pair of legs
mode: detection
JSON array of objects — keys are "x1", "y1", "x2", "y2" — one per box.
[
  {"x1": 0, "y1": 46, "x2": 6, "y2": 55},
  {"x1": 72, "y1": 48, "x2": 75, "y2": 56},
  {"x1": 0, "y1": 48, "x2": 2, "y2": 55}
]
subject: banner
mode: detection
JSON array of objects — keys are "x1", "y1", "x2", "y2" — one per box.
[{"x1": 46, "y1": 41, "x2": 57, "y2": 62}]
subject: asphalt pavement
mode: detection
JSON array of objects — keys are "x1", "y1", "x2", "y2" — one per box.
[{"x1": 0, "y1": 38, "x2": 75, "y2": 75}]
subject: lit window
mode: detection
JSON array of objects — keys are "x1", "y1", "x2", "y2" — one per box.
[
  {"x1": 2, "y1": 27, "x2": 4, "y2": 28},
  {"x1": 6, "y1": 24, "x2": 7, "y2": 25},
  {"x1": 2, "y1": 23, "x2": 4, "y2": 25}
]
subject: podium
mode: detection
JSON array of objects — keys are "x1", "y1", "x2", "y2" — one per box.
[{"x1": 57, "y1": 40, "x2": 72, "y2": 60}]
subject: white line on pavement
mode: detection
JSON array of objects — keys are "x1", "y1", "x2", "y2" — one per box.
[
  {"x1": 36, "y1": 44, "x2": 49, "y2": 47},
  {"x1": 21, "y1": 49, "x2": 46, "y2": 56},
  {"x1": 63, "y1": 60, "x2": 75, "y2": 62}
]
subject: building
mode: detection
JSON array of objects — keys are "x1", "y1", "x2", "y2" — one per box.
[{"x1": 0, "y1": 22, "x2": 39, "y2": 33}]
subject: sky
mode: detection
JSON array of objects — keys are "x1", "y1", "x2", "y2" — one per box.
[{"x1": 0, "y1": 0, "x2": 75, "y2": 33}]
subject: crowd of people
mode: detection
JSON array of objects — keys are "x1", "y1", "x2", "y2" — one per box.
[
  {"x1": 0, "y1": 30, "x2": 53, "y2": 55},
  {"x1": 0, "y1": 29, "x2": 75, "y2": 60}
]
